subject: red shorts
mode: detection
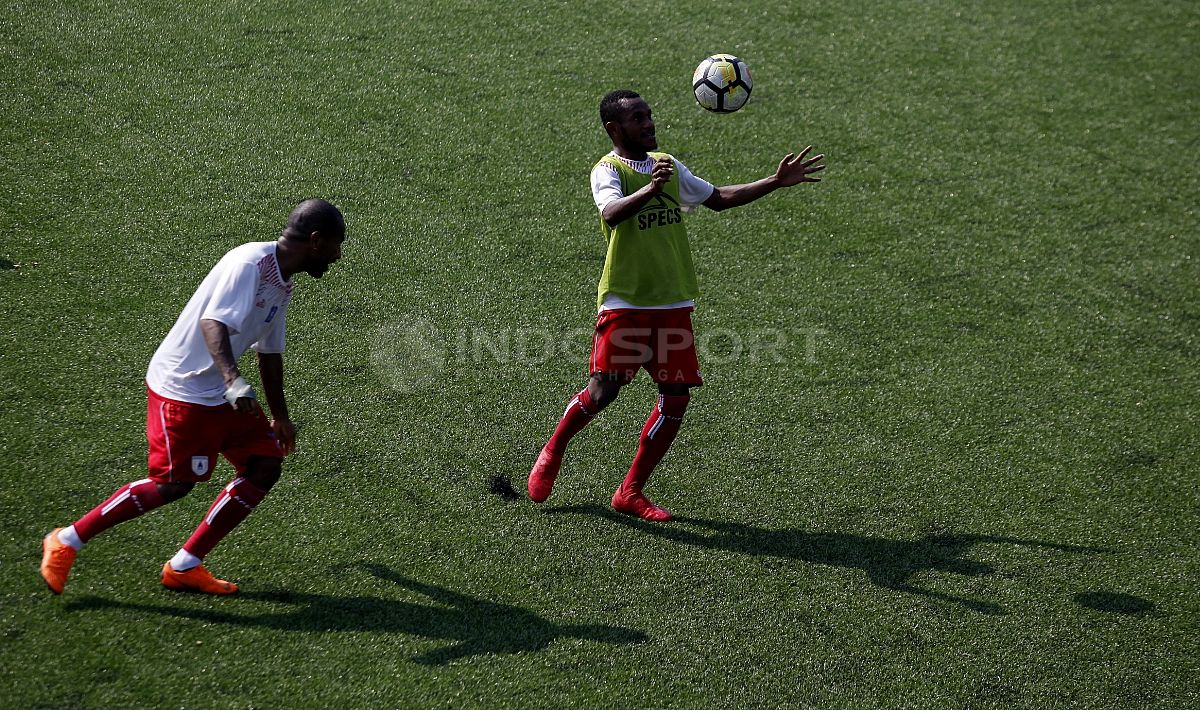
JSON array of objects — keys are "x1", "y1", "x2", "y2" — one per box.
[
  {"x1": 145, "y1": 386, "x2": 284, "y2": 483},
  {"x1": 590, "y1": 308, "x2": 704, "y2": 386}
]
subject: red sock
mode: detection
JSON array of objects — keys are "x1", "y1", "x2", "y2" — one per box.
[
  {"x1": 545, "y1": 387, "x2": 597, "y2": 456},
  {"x1": 181, "y1": 477, "x2": 268, "y2": 559},
  {"x1": 73, "y1": 478, "x2": 167, "y2": 543},
  {"x1": 621, "y1": 394, "x2": 689, "y2": 494}
]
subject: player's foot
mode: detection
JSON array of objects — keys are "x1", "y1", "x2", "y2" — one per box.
[
  {"x1": 528, "y1": 447, "x2": 562, "y2": 503},
  {"x1": 161, "y1": 562, "x2": 238, "y2": 595},
  {"x1": 40, "y1": 528, "x2": 78, "y2": 594},
  {"x1": 611, "y1": 488, "x2": 673, "y2": 522}
]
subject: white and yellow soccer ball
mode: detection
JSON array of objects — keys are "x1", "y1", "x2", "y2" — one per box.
[{"x1": 692, "y1": 54, "x2": 753, "y2": 113}]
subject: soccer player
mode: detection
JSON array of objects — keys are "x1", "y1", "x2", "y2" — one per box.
[
  {"x1": 39, "y1": 198, "x2": 346, "y2": 595},
  {"x1": 528, "y1": 89, "x2": 824, "y2": 521}
]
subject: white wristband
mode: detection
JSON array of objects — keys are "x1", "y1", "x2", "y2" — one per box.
[{"x1": 223, "y1": 376, "x2": 256, "y2": 407}]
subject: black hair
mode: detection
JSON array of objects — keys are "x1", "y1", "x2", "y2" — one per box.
[
  {"x1": 281, "y1": 198, "x2": 344, "y2": 242},
  {"x1": 599, "y1": 89, "x2": 641, "y2": 124}
]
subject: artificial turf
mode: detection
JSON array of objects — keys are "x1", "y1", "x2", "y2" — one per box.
[{"x1": 2, "y1": 0, "x2": 1197, "y2": 707}]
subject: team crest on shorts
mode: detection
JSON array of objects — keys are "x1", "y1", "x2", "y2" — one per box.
[{"x1": 191, "y1": 456, "x2": 210, "y2": 476}]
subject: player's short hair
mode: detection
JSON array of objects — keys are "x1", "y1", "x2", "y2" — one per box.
[
  {"x1": 600, "y1": 89, "x2": 641, "y2": 124},
  {"x1": 281, "y1": 198, "x2": 344, "y2": 242}
]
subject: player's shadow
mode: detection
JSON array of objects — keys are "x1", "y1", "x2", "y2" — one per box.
[
  {"x1": 66, "y1": 563, "x2": 647, "y2": 665},
  {"x1": 547, "y1": 504, "x2": 1105, "y2": 615}
]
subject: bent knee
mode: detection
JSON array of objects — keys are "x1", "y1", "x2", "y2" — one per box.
[
  {"x1": 656, "y1": 383, "x2": 692, "y2": 397},
  {"x1": 244, "y1": 456, "x2": 283, "y2": 490},
  {"x1": 155, "y1": 481, "x2": 194, "y2": 503},
  {"x1": 589, "y1": 373, "x2": 625, "y2": 408}
]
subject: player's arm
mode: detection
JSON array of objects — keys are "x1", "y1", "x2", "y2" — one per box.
[
  {"x1": 703, "y1": 146, "x2": 825, "y2": 212},
  {"x1": 601, "y1": 156, "x2": 675, "y2": 228},
  {"x1": 200, "y1": 319, "x2": 260, "y2": 414},
  {"x1": 256, "y1": 352, "x2": 295, "y2": 454}
]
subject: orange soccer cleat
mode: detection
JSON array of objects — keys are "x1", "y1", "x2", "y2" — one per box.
[
  {"x1": 611, "y1": 488, "x2": 673, "y2": 522},
  {"x1": 40, "y1": 528, "x2": 78, "y2": 594},
  {"x1": 161, "y1": 562, "x2": 238, "y2": 595}
]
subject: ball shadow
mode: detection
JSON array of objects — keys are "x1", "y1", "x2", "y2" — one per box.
[{"x1": 1074, "y1": 591, "x2": 1155, "y2": 615}]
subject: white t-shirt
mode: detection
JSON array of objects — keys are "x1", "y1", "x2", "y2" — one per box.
[
  {"x1": 146, "y1": 241, "x2": 293, "y2": 406},
  {"x1": 590, "y1": 152, "x2": 715, "y2": 311}
]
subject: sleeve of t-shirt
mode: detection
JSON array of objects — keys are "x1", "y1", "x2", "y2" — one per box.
[
  {"x1": 592, "y1": 158, "x2": 716, "y2": 212},
  {"x1": 252, "y1": 307, "x2": 287, "y2": 354},
  {"x1": 672, "y1": 158, "x2": 715, "y2": 209},
  {"x1": 591, "y1": 162, "x2": 624, "y2": 212},
  {"x1": 199, "y1": 259, "x2": 259, "y2": 335}
]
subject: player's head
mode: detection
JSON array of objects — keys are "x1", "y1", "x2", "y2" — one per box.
[
  {"x1": 281, "y1": 198, "x2": 345, "y2": 278},
  {"x1": 600, "y1": 89, "x2": 656, "y2": 154}
]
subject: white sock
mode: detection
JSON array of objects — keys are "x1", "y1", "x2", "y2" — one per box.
[
  {"x1": 169, "y1": 549, "x2": 202, "y2": 572},
  {"x1": 57, "y1": 525, "x2": 83, "y2": 550}
]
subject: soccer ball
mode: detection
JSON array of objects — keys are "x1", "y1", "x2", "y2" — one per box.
[{"x1": 692, "y1": 54, "x2": 753, "y2": 113}]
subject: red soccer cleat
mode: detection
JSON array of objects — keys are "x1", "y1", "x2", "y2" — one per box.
[
  {"x1": 528, "y1": 447, "x2": 563, "y2": 503},
  {"x1": 611, "y1": 488, "x2": 673, "y2": 522},
  {"x1": 40, "y1": 528, "x2": 78, "y2": 594},
  {"x1": 161, "y1": 563, "x2": 238, "y2": 595}
]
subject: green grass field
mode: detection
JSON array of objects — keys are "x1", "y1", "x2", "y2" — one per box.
[{"x1": 2, "y1": 0, "x2": 1198, "y2": 707}]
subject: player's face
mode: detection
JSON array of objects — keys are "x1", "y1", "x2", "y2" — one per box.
[
  {"x1": 615, "y1": 98, "x2": 657, "y2": 151},
  {"x1": 305, "y1": 229, "x2": 344, "y2": 278}
]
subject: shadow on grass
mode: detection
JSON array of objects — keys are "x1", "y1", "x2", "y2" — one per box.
[
  {"x1": 547, "y1": 504, "x2": 1108, "y2": 615},
  {"x1": 66, "y1": 563, "x2": 648, "y2": 665},
  {"x1": 1074, "y1": 590, "x2": 1155, "y2": 615}
]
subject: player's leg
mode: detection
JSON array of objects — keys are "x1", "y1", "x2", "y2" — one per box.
[
  {"x1": 529, "y1": 373, "x2": 624, "y2": 503},
  {"x1": 612, "y1": 383, "x2": 691, "y2": 522},
  {"x1": 61, "y1": 480, "x2": 191, "y2": 544},
  {"x1": 39, "y1": 390, "x2": 209, "y2": 594},
  {"x1": 611, "y1": 309, "x2": 701, "y2": 522},
  {"x1": 174, "y1": 456, "x2": 276, "y2": 563},
  {"x1": 528, "y1": 307, "x2": 652, "y2": 501},
  {"x1": 40, "y1": 480, "x2": 180, "y2": 595},
  {"x1": 529, "y1": 310, "x2": 646, "y2": 502},
  {"x1": 163, "y1": 413, "x2": 285, "y2": 594},
  {"x1": 163, "y1": 458, "x2": 275, "y2": 595},
  {"x1": 548, "y1": 372, "x2": 624, "y2": 455}
]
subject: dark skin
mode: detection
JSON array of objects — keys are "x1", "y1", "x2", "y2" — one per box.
[
  {"x1": 155, "y1": 225, "x2": 345, "y2": 502},
  {"x1": 586, "y1": 96, "x2": 825, "y2": 411}
]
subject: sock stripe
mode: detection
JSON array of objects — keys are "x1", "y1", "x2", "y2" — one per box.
[
  {"x1": 205, "y1": 494, "x2": 231, "y2": 526},
  {"x1": 100, "y1": 490, "x2": 131, "y2": 516},
  {"x1": 206, "y1": 479, "x2": 259, "y2": 525},
  {"x1": 127, "y1": 478, "x2": 155, "y2": 513},
  {"x1": 655, "y1": 394, "x2": 687, "y2": 420},
  {"x1": 184, "y1": 478, "x2": 267, "y2": 560},
  {"x1": 75, "y1": 479, "x2": 166, "y2": 543},
  {"x1": 562, "y1": 394, "x2": 595, "y2": 419},
  {"x1": 562, "y1": 395, "x2": 580, "y2": 419},
  {"x1": 647, "y1": 414, "x2": 667, "y2": 440},
  {"x1": 545, "y1": 387, "x2": 598, "y2": 457}
]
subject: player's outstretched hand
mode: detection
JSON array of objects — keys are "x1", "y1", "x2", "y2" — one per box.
[
  {"x1": 272, "y1": 417, "x2": 297, "y2": 455},
  {"x1": 775, "y1": 146, "x2": 825, "y2": 187}
]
